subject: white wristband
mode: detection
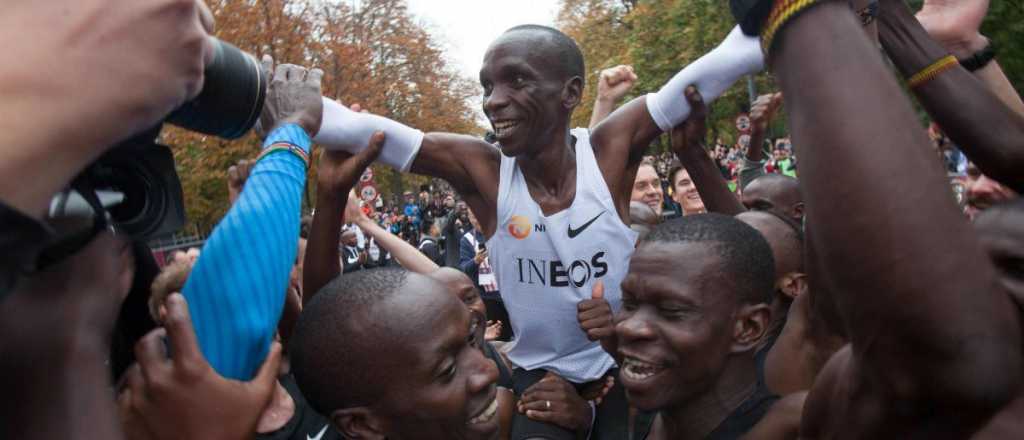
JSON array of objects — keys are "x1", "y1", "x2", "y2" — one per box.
[
  {"x1": 313, "y1": 98, "x2": 425, "y2": 172},
  {"x1": 646, "y1": 26, "x2": 764, "y2": 132}
]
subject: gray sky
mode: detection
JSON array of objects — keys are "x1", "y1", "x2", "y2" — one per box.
[{"x1": 405, "y1": 0, "x2": 560, "y2": 81}]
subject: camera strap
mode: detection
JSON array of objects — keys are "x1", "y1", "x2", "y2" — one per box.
[{"x1": 34, "y1": 176, "x2": 112, "y2": 271}]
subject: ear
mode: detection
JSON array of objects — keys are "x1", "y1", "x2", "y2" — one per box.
[
  {"x1": 776, "y1": 272, "x2": 808, "y2": 301},
  {"x1": 332, "y1": 407, "x2": 387, "y2": 440},
  {"x1": 562, "y1": 76, "x2": 584, "y2": 110},
  {"x1": 730, "y1": 303, "x2": 772, "y2": 353},
  {"x1": 791, "y1": 202, "x2": 805, "y2": 220}
]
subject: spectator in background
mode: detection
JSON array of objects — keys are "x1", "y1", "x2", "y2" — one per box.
[
  {"x1": 402, "y1": 190, "x2": 421, "y2": 230},
  {"x1": 631, "y1": 161, "x2": 665, "y2": 217},
  {"x1": 418, "y1": 219, "x2": 444, "y2": 267},
  {"x1": 770, "y1": 139, "x2": 797, "y2": 178},
  {"x1": 964, "y1": 163, "x2": 1018, "y2": 220},
  {"x1": 340, "y1": 229, "x2": 364, "y2": 273},
  {"x1": 460, "y1": 209, "x2": 509, "y2": 341},
  {"x1": 668, "y1": 165, "x2": 707, "y2": 216},
  {"x1": 443, "y1": 199, "x2": 471, "y2": 267}
]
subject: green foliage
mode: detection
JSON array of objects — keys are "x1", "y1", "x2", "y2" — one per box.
[{"x1": 558, "y1": 0, "x2": 778, "y2": 151}]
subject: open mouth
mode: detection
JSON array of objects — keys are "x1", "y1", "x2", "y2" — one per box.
[
  {"x1": 492, "y1": 120, "x2": 521, "y2": 140},
  {"x1": 468, "y1": 394, "x2": 499, "y2": 425},
  {"x1": 621, "y1": 356, "x2": 666, "y2": 382}
]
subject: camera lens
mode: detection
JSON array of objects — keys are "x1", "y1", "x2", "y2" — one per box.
[
  {"x1": 91, "y1": 143, "x2": 186, "y2": 240},
  {"x1": 166, "y1": 39, "x2": 266, "y2": 139}
]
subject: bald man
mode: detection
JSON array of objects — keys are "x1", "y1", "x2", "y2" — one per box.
[{"x1": 741, "y1": 174, "x2": 803, "y2": 224}]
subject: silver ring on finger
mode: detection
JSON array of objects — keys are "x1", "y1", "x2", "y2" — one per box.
[{"x1": 546, "y1": 400, "x2": 551, "y2": 410}]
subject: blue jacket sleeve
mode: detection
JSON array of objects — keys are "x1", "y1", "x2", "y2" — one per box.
[{"x1": 181, "y1": 124, "x2": 310, "y2": 380}]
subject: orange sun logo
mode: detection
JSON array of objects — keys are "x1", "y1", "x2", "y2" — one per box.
[{"x1": 508, "y1": 215, "x2": 532, "y2": 240}]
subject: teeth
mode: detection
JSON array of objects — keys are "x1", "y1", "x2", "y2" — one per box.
[
  {"x1": 492, "y1": 121, "x2": 519, "y2": 138},
  {"x1": 622, "y1": 357, "x2": 661, "y2": 381},
  {"x1": 469, "y1": 396, "x2": 499, "y2": 424}
]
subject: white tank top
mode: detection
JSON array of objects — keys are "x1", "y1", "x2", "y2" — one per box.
[{"x1": 487, "y1": 128, "x2": 638, "y2": 382}]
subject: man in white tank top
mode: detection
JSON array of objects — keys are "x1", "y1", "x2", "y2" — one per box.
[{"x1": 312, "y1": 22, "x2": 764, "y2": 438}]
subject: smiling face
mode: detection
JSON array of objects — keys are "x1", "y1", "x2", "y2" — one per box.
[
  {"x1": 615, "y1": 242, "x2": 742, "y2": 411},
  {"x1": 480, "y1": 27, "x2": 582, "y2": 157},
  {"x1": 632, "y1": 164, "x2": 664, "y2": 216},
  {"x1": 368, "y1": 277, "x2": 500, "y2": 440},
  {"x1": 671, "y1": 167, "x2": 705, "y2": 215}
]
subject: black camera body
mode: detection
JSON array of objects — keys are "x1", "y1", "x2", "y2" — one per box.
[{"x1": 42, "y1": 39, "x2": 266, "y2": 267}]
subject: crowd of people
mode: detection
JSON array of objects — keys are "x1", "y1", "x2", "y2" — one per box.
[{"x1": 2, "y1": 0, "x2": 1023, "y2": 440}]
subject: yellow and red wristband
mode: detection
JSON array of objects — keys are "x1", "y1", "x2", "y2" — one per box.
[
  {"x1": 257, "y1": 142, "x2": 310, "y2": 169},
  {"x1": 907, "y1": 55, "x2": 958, "y2": 89},
  {"x1": 761, "y1": 0, "x2": 821, "y2": 57}
]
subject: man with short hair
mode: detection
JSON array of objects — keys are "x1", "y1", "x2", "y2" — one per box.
[
  {"x1": 740, "y1": 174, "x2": 803, "y2": 225},
  {"x1": 290, "y1": 268, "x2": 501, "y2": 439},
  {"x1": 615, "y1": 214, "x2": 776, "y2": 439},
  {"x1": 313, "y1": 22, "x2": 764, "y2": 437},
  {"x1": 669, "y1": 166, "x2": 707, "y2": 216},
  {"x1": 631, "y1": 163, "x2": 665, "y2": 218}
]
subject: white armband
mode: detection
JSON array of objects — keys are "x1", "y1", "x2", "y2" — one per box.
[
  {"x1": 313, "y1": 98, "x2": 425, "y2": 172},
  {"x1": 646, "y1": 26, "x2": 765, "y2": 132}
]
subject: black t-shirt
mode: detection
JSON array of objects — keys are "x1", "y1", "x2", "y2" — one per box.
[
  {"x1": 257, "y1": 374, "x2": 344, "y2": 440},
  {"x1": 640, "y1": 382, "x2": 779, "y2": 440},
  {"x1": 705, "y1": 384, "x2": 778, "y2": 439}
]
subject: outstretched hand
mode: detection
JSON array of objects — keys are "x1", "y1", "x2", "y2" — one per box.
[
  {"x1": 317, "y1": 131, "x2": 385, "y2": 195},
  {"x1": 670, "y1": 86, "x2": 709, "y2": 155},
  {"x1": 596, "y1": 65, "x2": 638, "y2": 104},
  {"x1": 258, "y1": 56, "x2": 324, "y2": 137},
  {"x1": 119, "y1": 293, "x2": 282, "y2": 440},
  {"x1": 915, "y1": 0, "x2": 990, "y2": 58}
]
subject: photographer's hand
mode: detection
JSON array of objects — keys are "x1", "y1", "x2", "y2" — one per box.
[
  {"x1": 259, "y1": 58, "x2": 324, "y2": 138},
  {"x1": 0, "y1": 0, "x2": 216, "y2": 218},
  {"x1": 0, "y1": 232, "x2": 135, "y2": 440}
]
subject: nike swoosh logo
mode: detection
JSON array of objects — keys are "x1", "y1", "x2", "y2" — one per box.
[
  {"x1": 568, "y1": 211, "x2": 606, "y2": 239},
  {"x1": 308, "y1": 425, "x2": 328, "y2": 440}
]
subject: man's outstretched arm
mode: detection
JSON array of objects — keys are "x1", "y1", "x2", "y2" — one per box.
[
  {"x1": 312, "y1": 101, "x2": 502, "y2": 237},
  {"x1": 591, "y1": 26, "x2": 764, "y2": 208},
  {"x1": 879, "y1": 0, "x2": 1024, "y2": 192},
  {"x1": 671, "y1": 87, "x2": 746, "y2": 216},
  {"x1": 303, "y1": 135, "x2": 384, "y2": 304},
  {"x1": 767, "y1": 0, "x2": 1020, "y2": 433}
]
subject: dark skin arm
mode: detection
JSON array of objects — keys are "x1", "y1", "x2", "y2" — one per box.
[
  {"x1": 590, "y1": 97, "x2": 664, "y2": 221},
  {"x1": 409, "y1": 135, "x2": 501, "y2": 237},
  {"x1": 671, "y1": 87, "x2": 746, "y2": 216},
  {"x1": 770, "y1": 1, "x2": 1020, "y2": 436},
  {"x1": 746, "y1": 93, "x2": 783, "y2": 163},
  {"x1": 302, "y1": 134, "x2": 384, "y2": 304},
  {"x1": 878, "y1": 0, "x2": 1024, "y2": 192}
]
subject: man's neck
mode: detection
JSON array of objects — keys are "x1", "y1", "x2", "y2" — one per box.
[
  {"x1": 658, "y1": 358, "x2": 759, "y2": 440},
  {"x1": 517, "y1": 125, "x2": 575, "y2": 196}
]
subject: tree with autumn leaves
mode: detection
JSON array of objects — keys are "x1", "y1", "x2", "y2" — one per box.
[
  {"x1": 165, "y1": 0, "x2": 480, "y2": 234},
  {"x1": 557, "y1": 0, "x2": 1024, "y2": 150}
]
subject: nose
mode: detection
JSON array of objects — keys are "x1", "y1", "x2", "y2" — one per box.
[
  {"x1": 483, "y1": 86, "x2": 510, "y2": 117},
  {"x1": 468, "y1": 348, "x2": 499, "y2": 394},
  {"x1": 616, "y1": 311, "x2": 656, "y2": 344}
]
